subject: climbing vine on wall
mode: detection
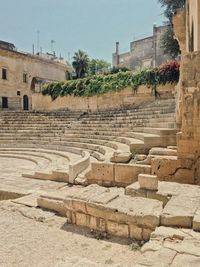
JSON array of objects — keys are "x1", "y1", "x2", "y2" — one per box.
[{"x1": 42, "y1": 61, "x2": 180, "y2": 100}]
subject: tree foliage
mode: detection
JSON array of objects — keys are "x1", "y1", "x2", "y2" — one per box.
[
  {"x1": 161, "y1": 26, "x2": 181, "y2": 59},
  {"x1": 159, "y1": 0, "x2": 185, "y2": 22},
  {"x1": 88, "y1": 59, "x2": 111, "y2": 75},
  {"x1": 159, "y1": 0, "x2": 185, "y2": 58}
]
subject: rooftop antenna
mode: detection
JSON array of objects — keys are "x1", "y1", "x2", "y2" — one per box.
[
  {"x1": 37, "y1": 30, "x2": 40, "y2": 53},
  {"x1": 51, "y1": 40, "x2": 56, "y2": 53},
  {"x1": 32, "y1": 44, "x2": 35, "y2": 55}
]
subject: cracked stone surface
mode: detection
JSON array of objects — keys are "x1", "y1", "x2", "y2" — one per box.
[
  {"x1": 136, "y1": 227, "x2": 200, "y2": 266},
  {"x1": 0, "y1": 201, "x2": 141, "y2": 267}
]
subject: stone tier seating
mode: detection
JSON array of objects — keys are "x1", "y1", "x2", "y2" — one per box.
[
  {"x1": 0, "y1": 98, "x2": 178, "y2": 185},
  {"x1": 0, "y1": 147, "x2": 90, "y2": 183}
]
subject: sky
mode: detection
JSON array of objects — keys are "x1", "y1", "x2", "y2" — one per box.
[{"x1": 0, "y1": 0, "x2": 165, "y2": 63}]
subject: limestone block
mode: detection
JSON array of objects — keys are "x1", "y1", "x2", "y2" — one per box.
[
  {"x1": 107, "y1": 221, "x2": 129, "y2": 238},
  {"x1": 85, "y1": 163, "x2": 114, "y2": 182},
  {"x1": 149, "y1": 147, "x2": 177, "y2": 156},
  {"x1": 147, "y1": 191, "x2": 169, "y2": 206},
  {"x1": 114, "y1": 164, "x2": 151, "y2": 185},
  {"x1": 138, "y1": 174, "x2": 158, "y2": 191},
  {"x1": 110, "y1": 151, "x2": 132, "y2": 163},
  {"x1": 89, "y1": 216, "x2": 106, "y2": 232},
  {"x1": 174, "y1": 168, "x2": 195, "y2": 184},
  {"x1": 65, "y1": 184, "x2": 108, "y2": 202},
  {"x1": 161, "y1": 196, "x2": 200, "y2": 228},
  {"x1": 114, "y1": 164, "x2": 137, "y2": 185},
  {"x1": 142, "y1": 228, "x2": 152, "y2": 241},
  {"x1": 76, "y1": 212, "x2": 89, "y2": 227},
  {"x1": 107, "y1": 196, "x2": 162, "y2": 228},
  {"x1": 37, "y1": 197, "x2": 66, "y2": 217},
  {"x1": 135, "y1": 154, "x2": 147, "y2": 161},
  {"x1": 72, "y1": 200, "x2": 87, "y2": 213},
  {"x1": 129, "y1": 224, "x2": 143, "y2": 240},
  {"x1": 89, "y1": 188, "x2": 123, "y2": 205},
  {"x1": 125, "y1": 182, "x2": 146, "y2": 198},
  {"x1": 193, "y1": 207, "x2": 200, "y2": 232},
  {"x1": 86, "y1": 202, "x2": 119, "y2": 222},
  {"x1": 66, "y1": 211, "x2": 76, "y2": 224},
  {"x1": 151, "y1": 157, "x2": 182, "y2": 183},
  {"x1": 64, "y1": 198, "x2": 73, "y2": 210}
]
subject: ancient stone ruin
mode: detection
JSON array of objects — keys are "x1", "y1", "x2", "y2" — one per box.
[{"x1": 1, "y1": 0, "x2": 200, "y2": 265}]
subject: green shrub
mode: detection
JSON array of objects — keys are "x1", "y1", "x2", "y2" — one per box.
[{"x1": 42, "y1": 61, "x2": 180, "y2": 100}]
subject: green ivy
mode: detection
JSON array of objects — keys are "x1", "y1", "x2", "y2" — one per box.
[{"x1": 42, "y1": 61, "x2": 180, "y2": 100}]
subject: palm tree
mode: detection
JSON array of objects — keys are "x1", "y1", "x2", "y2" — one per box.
[{"x1": 72, "y1": 50, "x2": 89, "y2": 79}]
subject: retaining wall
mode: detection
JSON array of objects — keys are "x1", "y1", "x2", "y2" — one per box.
[{"x1": 32, "y1": 85, "x2": 175, "y2": 112}]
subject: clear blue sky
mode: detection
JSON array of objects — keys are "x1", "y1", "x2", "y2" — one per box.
[{"x1": 0, "y1": 0, "x2": 164, "y2": 63}]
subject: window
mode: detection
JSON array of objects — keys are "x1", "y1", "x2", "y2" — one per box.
[
  {"x1": 17, "y1": 91, "x2": 21, "y2": 96},
  {"x1": 2, "y1": 68, "x2": 7, "y2": 80},
  {"x1": 23, "y1": 72, "x2": 28, "y2": 83},
  {"x1": 2, "y1": 97, "x2": 8, "y2": 108}
]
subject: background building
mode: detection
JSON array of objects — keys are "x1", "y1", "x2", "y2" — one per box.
[
  {"x1": 0, "y1": 41, "x2": 72, "y2": 110},
  {"x1": 112, "y1": 25, "x2": 170, "y2": 70}
]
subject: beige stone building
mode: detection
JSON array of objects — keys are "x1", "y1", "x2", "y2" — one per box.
[
  {"x1": 0, "y1": 41, "x2": 71, "y2": 110},
  {"x1": 112, "y1": 25, "x2": 170, "y2": 70}
]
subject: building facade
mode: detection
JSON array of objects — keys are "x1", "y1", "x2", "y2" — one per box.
[
  {"x1": 0, "y1": 41, "x2": 71, "y2": 110},
  {"x1": 112, "y1": 25, "x2": 170, "y2": 70}
]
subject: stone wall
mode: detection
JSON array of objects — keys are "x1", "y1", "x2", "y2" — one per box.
[
  {"x1": 32, "y1": 84, "x2": 175, "y2": 112},
  {"x1": 177, "y1": 52, "x2": 200, "y2": 184},
  {"x1": 170, "y1": 1, "x2": 200, "y2": 184}
]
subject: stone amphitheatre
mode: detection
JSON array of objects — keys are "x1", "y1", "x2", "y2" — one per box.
[{"x1": 1, "y1": 1, "x2": 200, "y2": 266}]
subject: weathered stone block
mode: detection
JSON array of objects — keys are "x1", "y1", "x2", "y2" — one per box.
[
  {"x1": 86, "y1": 202, "x2": 112, "y2": 220},
  {"x1": 76, "y1": 212, "x2": 89, "y2": 227},
  {"x1": 142, "y1": 228, "x2": 152, "y2": 241},
  {"x1": 37, "y1": 197, "x2": 66, "y2": 217},
  {"x1": 89, "y1": 216, "x2": 106, "y2": 232},
  {"x1": 114, "y1": 164, "x2": 137, "y2": 185},
  {"x1": 107, "y1": 221, "x2": 129, "y2": 238},
  {"x1": 114, "y1": 164, "x2": 151, "y2": 186},
  {"x1": 193, "y1": 208, "x2": 200, "y2": 232},
  {"x1": 138, "y1": 174, "x2": 158, "y2": 190},
  {"x1": 161, "y1": 196, "x2": 200, "y2": 228},
  {"x1": 86, "y1": 163, "x2": 114, "y2": 182},
  {"x1": 110, "y1": 151, "x2": 132, "y2": 163},
  {"x1": 129, "y1": 225, "x2": 143, "y2": 240},
  {"x1": 72, "y1": 200, "x2": 87, "y2": 213},
  {"x1": 125, "y1": 182, "x2": 147, "y2": 198}
]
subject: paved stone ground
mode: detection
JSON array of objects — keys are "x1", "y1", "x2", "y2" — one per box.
[
  {"x1": 1, "y1": 157, "x2": 200, "y2": 266},
  {"x1": 1, "y1": 200, "x2": 200, "y2": 266},
  {"x1": 0, "y1": 201, "x2": 141, "y2": 267}
]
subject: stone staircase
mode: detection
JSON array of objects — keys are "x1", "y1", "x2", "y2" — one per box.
[{"x1": 0, "y1": 97, "x2": 178, "y2": 185}]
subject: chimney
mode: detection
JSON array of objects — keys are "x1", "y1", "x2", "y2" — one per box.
[{"x1": 116, "y1": 42, "x2": 120, "y2": 66}]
